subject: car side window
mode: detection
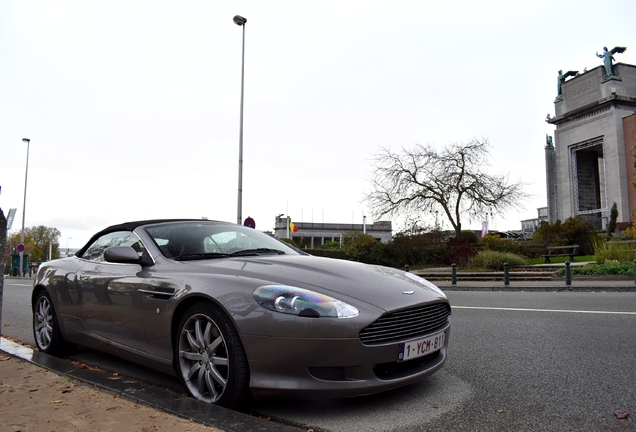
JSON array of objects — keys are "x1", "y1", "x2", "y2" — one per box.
[{"x1": 81, "y1": 231, "x2": 146, "y2": 262}]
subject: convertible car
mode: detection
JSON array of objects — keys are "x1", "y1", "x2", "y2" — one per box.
[{"x1": 32, "y1": 219, "x2": 451, "y2": 408}]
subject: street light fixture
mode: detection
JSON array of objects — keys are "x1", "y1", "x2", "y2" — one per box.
[
  {"x1": 19, "y1": 138, "x2": 30, "y2": 278},
  {"x1": 234, "y1": 14, "x2": 247, "y2": 225}
]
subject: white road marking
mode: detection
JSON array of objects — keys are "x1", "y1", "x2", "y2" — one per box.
[{"x1": 452, "y1": 305, "x2": 636, "y2": 315}]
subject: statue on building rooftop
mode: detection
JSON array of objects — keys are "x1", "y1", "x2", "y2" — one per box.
[
  {"x1": 545, "y1": 134, "x2": 553, "y2": 147},
  {"x1": 556, "y1": 70, "x2": 578, "y2": 100},
  {"x1": 596, "y1": 46, "x2": 627, "y2": 77}
]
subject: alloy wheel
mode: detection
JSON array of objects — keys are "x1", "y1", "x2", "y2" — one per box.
[
  {"x1": 34, "y1": 295, "x2": 53, "y2": 350},
  {"x1": 178, "y1": 313, "x2": 229, "y2": 403}
]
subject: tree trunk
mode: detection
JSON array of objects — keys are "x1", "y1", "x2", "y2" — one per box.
[{"x1": 455, "y1": 222, "x2": 462, "y2": 238}]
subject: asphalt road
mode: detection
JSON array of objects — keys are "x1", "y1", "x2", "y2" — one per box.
[{"x1": 2, "y1": 279, "x2": 636, "y2": 431}]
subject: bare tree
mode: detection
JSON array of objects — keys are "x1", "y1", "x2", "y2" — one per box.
[{"x1": 365, "y1": 139, "x2": 528, "y2": 238}]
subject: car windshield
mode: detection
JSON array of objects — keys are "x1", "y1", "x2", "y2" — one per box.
[{"x1": 144, "y1": 221, "x2": 300, "y2": 260}]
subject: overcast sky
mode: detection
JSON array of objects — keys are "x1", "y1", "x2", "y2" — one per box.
[{"x1": 1, "y1": 1, "x2": 635, "y2": 249}]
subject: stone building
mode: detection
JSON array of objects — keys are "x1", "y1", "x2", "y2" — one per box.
[
  {"x1": 273, "y1": 216, "x2": 392, "y2": 248},
  {"x1": 546, "y1": 59, "x2": 636, "y2": 228},
  {"x1": 521, "y1": 207, "x2": 549, "y2": 235}
]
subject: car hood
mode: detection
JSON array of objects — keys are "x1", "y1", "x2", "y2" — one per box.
[{"x1": 182, "y1": 254, "x2": 446, "y2": 312}]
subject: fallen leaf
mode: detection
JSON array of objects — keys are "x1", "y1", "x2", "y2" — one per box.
[
  {"x1": 496, "y1": 409, "x2": 505, "y2": 414},
  {"x1": 52, "y1": 400, "x2": 63, "y2": 404},
  {"x1": 29, "y1": 388, "x2": 39, "y2": 393},
  {"x1": 614, "y1": 412, "x2": 630, "y2": 420}
]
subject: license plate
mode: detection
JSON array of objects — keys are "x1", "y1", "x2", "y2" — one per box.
[{"x1": 398, "y1": 331, "x2": 445, "y2": 362}]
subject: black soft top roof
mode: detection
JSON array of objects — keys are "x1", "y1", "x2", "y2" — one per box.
[{"x1": 75, "y1": 219, "x2": 222, "y2": 256}]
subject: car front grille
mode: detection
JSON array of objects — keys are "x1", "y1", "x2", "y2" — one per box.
[{"x1": 359, "y1": 302, "x2": 451, "y2": 345}]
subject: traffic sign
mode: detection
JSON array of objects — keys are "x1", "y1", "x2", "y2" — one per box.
[
  {"x1": 16, "y1": 243, "x2": 25, "y2": 253},
  {"x1": 243, "y1": 217, "x2": 256, "y2": 229}
]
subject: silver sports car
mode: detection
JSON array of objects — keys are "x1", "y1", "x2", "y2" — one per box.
[{"x1": 32, "y1": 219, "x2": 451, "y2": 408}]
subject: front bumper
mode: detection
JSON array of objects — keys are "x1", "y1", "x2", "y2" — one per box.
[{"x1": 242, "y1": 320, "x2": 451, "y2": 400}]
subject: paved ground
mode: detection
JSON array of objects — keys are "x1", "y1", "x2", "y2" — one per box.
[
  {"x1": 0, "y1": 338, "x2": 301, "y2": 432},
  {"x1": 0, "y1": 349, "x2": 224, "y2": 432}
]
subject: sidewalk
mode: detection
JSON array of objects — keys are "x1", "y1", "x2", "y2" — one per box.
[
  {"x1": 0, "y1": 350, "x2": 222, "y2": 432},
  {"x1": 0, "y1": 338, "x2": 301, "y2": 432}
]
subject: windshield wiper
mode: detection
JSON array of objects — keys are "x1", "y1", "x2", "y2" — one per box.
[
  {"x1": 229, "y1": 248, "x2": 286, "y2": 256},
  {"x1": 174, "y1": 252, "x2": 231, "y2": 260}
]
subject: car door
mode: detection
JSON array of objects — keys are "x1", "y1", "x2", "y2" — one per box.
[{"x1": 75, "y1": 231, "x2": 148, "y2": 347}]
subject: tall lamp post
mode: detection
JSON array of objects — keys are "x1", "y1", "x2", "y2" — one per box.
[
  {"x1": 234, "y1": 14, "x2": 247, "y2": 225},
  {"x1": 19, "y1": 138, "x2": 30, "y2": 278}
]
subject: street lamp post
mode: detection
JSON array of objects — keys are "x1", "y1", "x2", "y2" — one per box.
[
  {"x1": 234, "y1": 14, "x2": 247, "y2": 225},
  {"x1": 19, "y1": 138, "x2": 30, "y2": 278}
]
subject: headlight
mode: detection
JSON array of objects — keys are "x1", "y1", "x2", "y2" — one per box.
[
  {"x1": 253, "y1": 285, "x2": 359, "y2": 318},
  {"x1": 404, "y1": 272, "x2": 447, "y2": 298}
]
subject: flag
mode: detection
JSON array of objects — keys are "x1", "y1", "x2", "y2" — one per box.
[
  {"x1": 481, "y1": 221, "x2": 488, "y2": 237},
  {"x1": 290, "y1": 221, "x2": 298, "y2": 232}
]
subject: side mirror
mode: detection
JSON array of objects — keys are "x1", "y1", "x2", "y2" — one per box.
[{"x1": 104, "y1": 246, "x2": 143, "y2": 264}]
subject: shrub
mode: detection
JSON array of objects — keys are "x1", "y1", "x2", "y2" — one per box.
[
  {"x1": 306, "y1": 249, "x2": 347, "y2": 260},
  {"x1": 593, "y1": 239, "x2": 636, "y2": 263},
  {"x1": 440, "y1": 237, "x2": 474, "y2": 266},
  {"x1": 322, "y1": 241, "x2": 341, "y2": 250},
  {"x1": 471, "y1": 250, "x2": 527, "y2": 270},
  {"x1": 533, "y1": 217, "x2": 599, "y2": 255},
  {"x1": 341, "y1": 232, "x2": 378, "y2": 263},
  {"x1": 481, "y1": 233, "x2": 516, "y2": 253},
  {"x1": 479, "y1": 233, "x2": 536, "y2": 256},
  {"x1": 556, "y1": 261, "x2": 634, "y2": 276},
  {"x1": 460, "y1": 230, "x2": 479, "y2": 244},
  {"x1": 606, "y1": 202, "x2": 618, "y2": 240},
  {"x1": 622, "y1": 223, "x2": 636, "y2": 239},
  {"x1": 379, "y1": 230, "x2": 445, "y2": 268}
]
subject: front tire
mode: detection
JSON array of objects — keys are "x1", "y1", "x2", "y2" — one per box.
[
  {"x1": 175, "y1": 302, "x2": 250, "y2": 408},
  {"x1": 33, "y1": 290, "x2": 70, "y2": 356}
]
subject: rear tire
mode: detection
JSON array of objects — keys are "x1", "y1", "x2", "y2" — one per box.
[
  {"x1": 33, "y1": 290, "x2": 71, "y2": 356},
  {"x1": 175, "y1": 302, "x2": 250, "y2": 408}
]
